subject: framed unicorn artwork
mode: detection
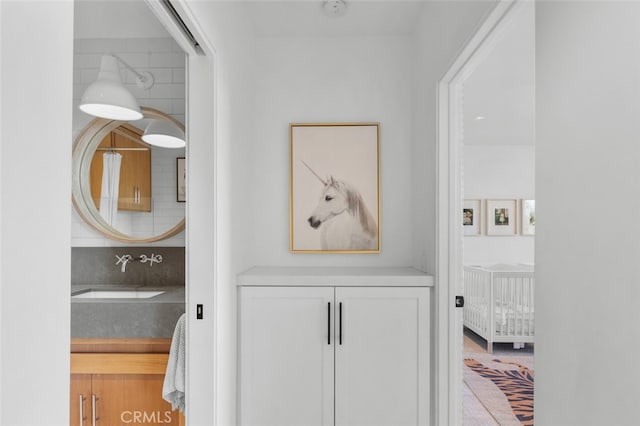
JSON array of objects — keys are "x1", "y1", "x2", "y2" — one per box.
[{"x1": 290, "y1": 123, "x2": 380, "y2": 253}]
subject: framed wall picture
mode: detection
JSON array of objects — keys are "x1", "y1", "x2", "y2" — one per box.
[
  {"x1": 290, "y1": 123, "x2": 380, "y2": 253},
  {"x1": 521, "y1": 199, "x2": 535, "y2": 235},
  {"x1": 463, "y1": 199, "x2": 481, "y2": 236},
  {"x1": 176, "y1": 157, "x2": 186, "y2": 202},
  {"x1": 486, "y1": 199, "x2": 517, "y2": 236}
]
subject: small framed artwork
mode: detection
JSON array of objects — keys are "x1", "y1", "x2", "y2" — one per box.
[
  {"x1": 486, "y1": 199, "x2": 517, "y2": 236},
  {"x1": 521, "y1": 199, "x2": 535, "y2": 235},
  {"x1": 290, "y1": 122, "x2": 380, "y2": 253},
  {"x1": 176, "y1": 157, "x2": 186, "y2": 202},
  {"x1": 463, "y1": 199, "x2": 481, "y2": 236}
]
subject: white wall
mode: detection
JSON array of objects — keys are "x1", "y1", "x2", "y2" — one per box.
[
  {"x1": 412, "y1": 2, "x2": 496, "y2": 424},
  {"x1": 411, "y1": 1, "x2": 496, "y2": 274},
  {"x1": 536, "y1": 2, "x2": 640, "y2": 424},
  {"x1": 72, "y1": 37, "x2": 186, "y2": 247},
  {"x1": 253, "y1": 35, "x2": 413, "y2": 266},
  {"x1": 180, "y1": 2, "x2": 256, "y2": 425},
  {"x1": 463, "y1": 145, "x2": 534, "y2": 264},
  {"x1": 0, "y1": 2, "x2": 73, "y2": 424}
]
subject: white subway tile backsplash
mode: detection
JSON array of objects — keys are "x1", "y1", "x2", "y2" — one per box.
[
  {"x1": 150, "y1": 83, "x2": 185, "y2": 100},
  {"x1": 73, "y1": 37, "x2": 186, "y2": 248},
  {"x1": 141, "y1": 98, "x2": 175, "y2": 114},
  {"x1": 173, "y1": 68, "x2": 185, "y2": 84},
  {"x1": 79, "y1": 68, "x2": 100, "y2": 85},
  {"x1": 172, "y1": 99, "x2": 186, "y2": 115},
  {"x1": 127, "y1": 84, "x2": 152, "y2": 100},
  {"x1": 76, "y1": 38, "x2": 123, "y2": 54},
  {"x1": 147, "y1": 38, "x2": 180, "y2": 53},
  {"x1": 74, "y1": 53, "x2": 103, "y2": 69},
  {"x1": 118, "y1": 52, "x2": 151, "y2": 69},
  {"x1": 149, "y1": 68, "x2": 174, "y2": 84},
  {"x1": 148, "y1": 52, "x2": 185, "y2": 68}
]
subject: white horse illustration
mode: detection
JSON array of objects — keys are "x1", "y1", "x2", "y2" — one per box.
[{"x1": 303, "y1": 161, "x2": 378, "y2": 251}]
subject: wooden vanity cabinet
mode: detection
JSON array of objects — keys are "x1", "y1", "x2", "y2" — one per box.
[
  {"x1": 90, "y1": 124, "x2": 152, "y2": 213},
  {"x1": 70, "y1": 339, "x2": 184, "y2": 426}
]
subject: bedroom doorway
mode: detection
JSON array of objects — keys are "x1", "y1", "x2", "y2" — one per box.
[
  {"x1": 436, "y1": 0, "x2": 535, "y2": 424},
  {"x1": 459, "y1": 2, "x2": 535, "y2": 424}
]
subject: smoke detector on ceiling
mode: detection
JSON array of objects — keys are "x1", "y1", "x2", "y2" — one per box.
[{"x1": 322, "y1": 0, "x2": 347, "y2": 18}]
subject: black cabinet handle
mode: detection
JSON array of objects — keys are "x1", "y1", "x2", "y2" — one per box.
[
  {"x1": 328, "y1": 302, "x2": 331, "y2": 345},
  {"x1": 339, "y1": 302, "x2": 343, "y2": 345}
]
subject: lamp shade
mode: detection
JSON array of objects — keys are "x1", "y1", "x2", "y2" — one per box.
[
  {"x1": 142, "y1": 119, "x2": 186, "y2": 148},
  {"x1": 79, "y1": 55, "x2": 143, "y2": 121}
]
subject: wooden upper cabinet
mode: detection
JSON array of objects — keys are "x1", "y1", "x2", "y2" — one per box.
[{"x1": 90, "y1": 124, "x2": 152, "y2": 213}]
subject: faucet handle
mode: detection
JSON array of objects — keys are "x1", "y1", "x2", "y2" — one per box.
[{"x1": 139, "y1": 253, "x2": 163, "y2": 267}]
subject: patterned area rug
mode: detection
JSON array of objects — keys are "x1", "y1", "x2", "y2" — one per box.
[{"x1": 464, "y1": 355, "x2": 534, "y2": 425}]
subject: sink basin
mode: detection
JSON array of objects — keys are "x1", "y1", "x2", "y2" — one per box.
[{"x1": 72, "y1": 290, "x2": 165, "y2": 299}]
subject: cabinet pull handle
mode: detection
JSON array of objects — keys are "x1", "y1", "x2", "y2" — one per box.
[
  {"x1": 328, "y1": 302, "x2": 331, "y2": 345},
  {"x1": 339, "y1": 302, "x2": 343, "y2": 345},
  {"x1": 79, "y1": 395, "x2": 86, "y2": 425},
  {"x1": 92, "y1": 394, "x2": 98, "y2": 426}
]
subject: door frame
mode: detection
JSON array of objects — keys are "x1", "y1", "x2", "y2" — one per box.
[
  {"x1": 145, "y1": 1, "x2": 218, "y2": 424},
  {"x1": 435, "y1": 1, "x2": 526, "y2": 424}
]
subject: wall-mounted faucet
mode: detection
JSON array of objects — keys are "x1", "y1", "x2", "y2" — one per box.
[
  {"x1": 116, "y1": 254, "x2": 134, "y2": 272},
  {"x1": 115, "y1": 253, "x2": 163, "y2": 272}
]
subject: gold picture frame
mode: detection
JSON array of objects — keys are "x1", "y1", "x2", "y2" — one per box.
[{"x1": 290, "y1": 123, "x2": 380, "y2": 253}]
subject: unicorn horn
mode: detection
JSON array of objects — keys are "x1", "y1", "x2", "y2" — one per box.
[{"x1": 301, "y1": 160, "x2": 327, "y2": 186}]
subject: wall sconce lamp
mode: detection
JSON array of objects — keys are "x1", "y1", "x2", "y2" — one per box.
[
  {"x1": 79, "y1": 54, "x2": 154, "y2": 121},
  {"x1": 142, "y1": 119, "x2": 186, "y2": 148}
]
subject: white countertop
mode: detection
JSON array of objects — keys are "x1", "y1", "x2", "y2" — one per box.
[{"x1": 237, "y1": 266, "x2": 434, "y2": 287}]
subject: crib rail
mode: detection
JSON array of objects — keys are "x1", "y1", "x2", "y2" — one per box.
[{"x1": 463, "y1": 265, "x2": 535, "y2": 353}]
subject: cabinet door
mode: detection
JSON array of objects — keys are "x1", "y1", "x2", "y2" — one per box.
[
  {"x1": 91, "y1": 374, "x2": 179, "y2": 425},
  {"x1": 335, "y1": 287, "x2": 430, "y2": 426},
  {"x1": 70, "y1": 374, "x2": 92, "y2": 426},
  {"x1": 113, "y1": 132, "x2": 151, "y2": 212},
  {"x1": 240, "y1": 287, "x2": 335, "y2": 426},
  {"x1": 89, "y1": 130, "x2": 151, "y2": 213}
]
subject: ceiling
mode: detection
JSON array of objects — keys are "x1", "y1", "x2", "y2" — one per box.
[
  {"x1": 74, "y1": 0, "x2": 170, "y2": 39},
  {"x1": 74, "y1": 1, "x2": 535, "y2": 147},
  {"x1": 247, "y1": 1, "x2": 425, "y2": 37},
  {"x1": 462, "y1": 2, "x2": 535, "y2": 146},
  {"x1": 74, "y1": 0, "x2": 425, "y2": 39}
]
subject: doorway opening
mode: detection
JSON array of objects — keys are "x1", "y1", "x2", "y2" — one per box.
[
  {"x1": 437, "y1": 1, "x2": 535, "y2": 424},
  {"x1": 460, "y1": 3, "x2": 535, "y2": 424}
]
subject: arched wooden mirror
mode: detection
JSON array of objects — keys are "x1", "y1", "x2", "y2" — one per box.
[{"x1": 72, "y1": 107, "x2": 185, "y2": 243}]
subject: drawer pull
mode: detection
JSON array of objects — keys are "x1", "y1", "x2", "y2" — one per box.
[
  {"x1": 79, "y1": 395, "x2": 86, "y2": 425},
  {"x1": 92, "y1": 394, "x2": 98, "y2": 426}
]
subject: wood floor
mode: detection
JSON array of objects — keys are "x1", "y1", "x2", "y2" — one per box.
[{"x1": 463, "y1": 328, "x2": 534, "y2": 425}]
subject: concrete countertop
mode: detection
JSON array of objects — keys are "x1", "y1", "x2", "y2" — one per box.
[{"x1": 71, "y1": 285, "x2": 185, "y2": 338}]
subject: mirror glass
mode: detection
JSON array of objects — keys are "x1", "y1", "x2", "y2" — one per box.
[{"x1": 72, "y1": 107, "x2": 185, "y2": 243}]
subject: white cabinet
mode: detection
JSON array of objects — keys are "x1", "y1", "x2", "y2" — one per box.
[
  {"x1": 240, "y1": 287, "x2": 335, "y2": 426},
  {"x1": 239, "y1": 284, "x2": 430, "y2": 426}
]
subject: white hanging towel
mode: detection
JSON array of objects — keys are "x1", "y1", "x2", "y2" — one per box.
[
  {"x1": 98, "y1": 151, "x2": 122, "y2": 226},
  {"x1": 163, "y1": 313, "x2": 186, "y2": 413}
]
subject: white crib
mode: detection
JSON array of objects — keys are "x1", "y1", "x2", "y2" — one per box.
[{"x1": 464, "y1": 264, "x2": 535, "y2": 353}]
